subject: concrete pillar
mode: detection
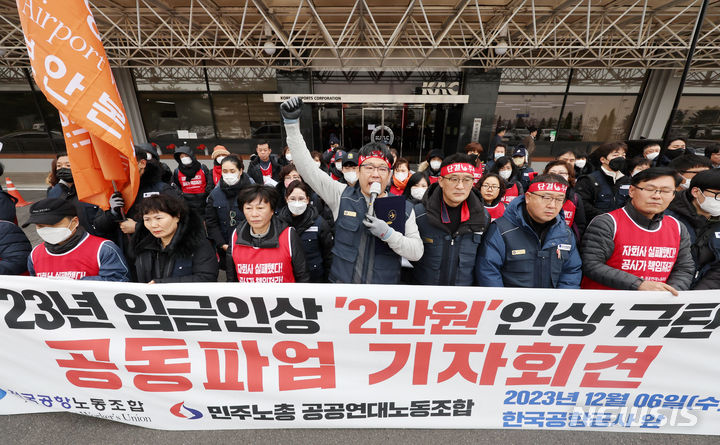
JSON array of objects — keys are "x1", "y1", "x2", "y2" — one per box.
[
  {"x1": 112, "y1": 68, "x2": 146, "y2": 144},
  {"x1": 629, "y1": 70, "x2": 682, "y2": 140},
  {"x1": 455, "y1": 69, "x2": 502, "y2": 153},
  {"x1": 276, "y1": 69, "x2": 314, "y2": 150}
]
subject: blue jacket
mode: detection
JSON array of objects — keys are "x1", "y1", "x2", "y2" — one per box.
[
  {"x1": 476, "y1": 197, "x2": 582, "y2": 288},
  {"x1": 204, "y1": 174, "x2": 253, "y2": 248},
  {"x1": 413, "y1": 184, "x2": 489, "y2": 285},
  {"x1": 0, "y1": 220, "x2": 30, "y2": 275},
  {"x1": 330, "y1": 185, "x2": 412, "y2": 284}
]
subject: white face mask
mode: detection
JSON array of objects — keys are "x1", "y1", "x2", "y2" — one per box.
[
  {"x1": 499, "y1": 169, "x2": 512, "y2": 180},
  {"x1": 215, "y1": 156, "x2": 226, "y2": 164},
  {"x1": 335, "y1": 161, "x2": 343, "y2": 170},
  {"x1": 223, "y1": 173, "x2": 240, "y2": 186},
  {"x1": 314, "y1": 161, "x2": 322, "y2": 168},
  {"x1": 680, "y1": 176, "x2": 691, "y2": 190},
  {"x1": 343, "y1": 171, "x2": 358, "y2": 184},
  {"x1": 494, "y1": 152, "x2": 504, "y2": 160},
  {"x1": 410, "y1": 186, "x2": 427, "y2": 201},
  {"x1": 394, "y1": 171, "x2": 408, "y2": 182},
  {"x1": 631, "y1": 169, "x2": 642, "y2": 177},
  {"x1": 645, "y1": 152, "x2": 659, "y2": 161},
  {"x1": 287, "y1": 201, "x2": 308, "y2": 216},
  {"x1": 575, "y1": 159, "x2": 586, "y2": 169},
  {"x1": 180, "y1": 156, "x2": 192, "y2": 166},
  {"x1": 285, "y1": 153, "x2": 293, "y2": 162},
  {"x1": 429, "y1": 160, "x2": 442, "y2": 171},
  {"x1": 512, "y1": 157, "x2": 525, "y2": 167},
  {"x1": 699, "y1": 194, "x2": 720, "y2": 217},
  {"x1": 37, "y1": 222, "x2": 74, "y2": 245}
]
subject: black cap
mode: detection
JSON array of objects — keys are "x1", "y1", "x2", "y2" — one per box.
[
  {"x1": 342, "y1": 151, "x2": 358, "y2": 166},
  {"x1": 512, "y1": 146, "x2": 527, "y2": 157},
  {"x1": 22, "y1": 198, "x2": 76, "y2": 227}
]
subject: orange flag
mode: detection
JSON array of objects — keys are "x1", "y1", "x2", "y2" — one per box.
[{"x1": 17, "y1": 0, "x2": 139, "y2": 211}]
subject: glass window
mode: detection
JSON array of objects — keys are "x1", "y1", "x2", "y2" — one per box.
[
  {"x1": 0, "y1": 92, "x2": 64, "y2": 154},
  {"x1": 213, "y1": 94, "x2": 250, "y2": 139},
  {"x1": 557, "y1": 95, "x2": 637, "y2": 144},
  {"x1": 670, "y1": 95, "x2": 720, "y2": 145},
  {"x1": 493, "y1": 94, "x2": 564, "y2": 156},
  {"x1": 137, "y1": 92, "x2": 216, "y2": 145},
  {"x1": 247, "y1": 94, "x2": 281, "y2": 141}
]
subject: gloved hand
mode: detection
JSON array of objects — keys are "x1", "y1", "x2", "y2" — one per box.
[
  {"x1": 280, "y1": 97, "x2": 303, "y2": 123},
  {"x1": 109, "y1": 192, "x2": 125, "y2": 215},
  {"x1": 363, "y1": 214, "x2": 394, "y2": 241}
]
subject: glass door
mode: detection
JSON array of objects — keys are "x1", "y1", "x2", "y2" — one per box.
[{"x1": 360, "y1": 106, "x2": 426, "y2": 162}]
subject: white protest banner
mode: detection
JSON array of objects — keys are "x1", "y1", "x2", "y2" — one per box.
[{"x1": 0, "y1": 276, "x2": 718, "y2": 433}]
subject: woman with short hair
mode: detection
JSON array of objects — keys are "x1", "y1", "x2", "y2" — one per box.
[
  {"x1": 227, "y1": 184, "x2": 310, "y2": 283},
  {"x1": 130, "y1": 194, "x2": 218, "y2": 283}
]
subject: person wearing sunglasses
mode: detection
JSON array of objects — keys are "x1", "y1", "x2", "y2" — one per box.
[{"x1": 581, "y1": 167, "x2": 694, "y2": 295}]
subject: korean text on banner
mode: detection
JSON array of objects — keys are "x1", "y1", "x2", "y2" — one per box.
[
  {"x1": 1, "y1": 277, "x2": 720, "y2": 433},
  {"x1": 17, "y1": 0, "x2": 139, "y2": 210}
]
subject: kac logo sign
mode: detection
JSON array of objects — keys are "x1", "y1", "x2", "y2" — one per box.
[{"x1": 170, "y1": 402, "x2": 203, "y2": 419}]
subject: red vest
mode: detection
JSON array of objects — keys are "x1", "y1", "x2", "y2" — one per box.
[
  {"x1": 31, "y1": 234, "x2": 106, "y2": 280},
  {"x1": 231, "y1": 226, "x2": 295, "y2": 283},
  {"x1": 260, "y1": 163, "x2": 272, "y2": 178},
  {"x1": 178, "y1": 168, "x2": 207, "y2": 194},
  {"x1": 501, "y1": 183, "x2": 519, "y2": 204},
  {"x1": 212, "y1": 165, "x2": 222, "y2": 186},
  {"x1": 485, "y1": 202, "x2": 506, "y2": 222},
  {"x1": 562, "y1": 199, "x2": 576, "y2": 227},
  {"x1": 581, "y1": 208, "x2": 681, "y2": 289},
  {"x1": 429, "y1": 175, "x2": 439, "y2": 184}
]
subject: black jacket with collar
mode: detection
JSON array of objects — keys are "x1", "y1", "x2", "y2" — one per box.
[{"x1": 128, "y1": 210, "x2": 218, "y2": 283}]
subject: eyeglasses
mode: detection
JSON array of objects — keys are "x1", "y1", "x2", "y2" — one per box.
[
  {"x1": 481, "y1": 184, "x2": 500, "y2": 191},
  {"x1": 633, "y1": 186, "x2": 676, "y2": 197},
  {"x1": 702, "y1": 190, "x2": 720, "y2": 201},
  {"x1": 442, "y1": 176, "x2": 474, "y2": 187},
  {"x1": 360, "y1": 164, "x2": 390, "y2": 174},
  {"x1": 529, "y1": 192, "x2": 565, "y2": 205}
]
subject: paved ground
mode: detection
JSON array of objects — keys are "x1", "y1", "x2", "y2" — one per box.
[{"x1": 2, "y1": 187, "x2": 719, "y2": 443}]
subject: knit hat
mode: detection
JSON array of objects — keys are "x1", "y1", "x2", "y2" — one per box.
[{"x1": 211, "y1": 145, "x2": 231, "y2": 160}]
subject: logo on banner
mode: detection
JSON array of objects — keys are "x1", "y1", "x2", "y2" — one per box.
[{"x1": 170, "y1": 402, "x2": 203, "y2": 419}]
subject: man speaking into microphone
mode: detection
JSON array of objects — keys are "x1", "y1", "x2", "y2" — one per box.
[{"x1": 280, "y1": 97, "x2": 423, "y2": 284}]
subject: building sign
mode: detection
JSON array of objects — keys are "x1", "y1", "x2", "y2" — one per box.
[
  {"x1": 471, "y1": 118, "x2": 483, "y2": 143},
  {"x1": 420, "y1": 82, "x2": 460, "y2": 95},
  {"x1": 371, "y1": 125, "x2": 395, "y2": 145},
  {"x1": 263, "y1": 94, "x2": 468, "y2": 104}
]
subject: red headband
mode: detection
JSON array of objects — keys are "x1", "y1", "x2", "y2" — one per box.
[
  {"x1": 440, "y1": 163, "x2": 476, "y2": 176},
  {"x1": 359, "y1": 151, "x2": 391, "y2": 169},
  {"x1": 528, "y1": 182, "x2": 568, "y2": 194}
]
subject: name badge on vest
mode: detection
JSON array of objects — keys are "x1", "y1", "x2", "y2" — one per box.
[
  {"x1": 620, "y1": 185, "x2": 630, "y2": 190},
  {"x1": 343, "y1": 210, "x2": 357, "y2": 217},
  {"x1": 143, "y1": 191, "x2": 160, "y2": 198},
  {"x1": 511, "y1": 249, "x2": 526, "y2": 256},
  {"x1": 557, "y1": 244, "x2": 572, "y2": 251},
  {"x1": 716, "y1": 232, "x2": 720, "y2": 239},
  {"x1": 306, "y1": 226, "x2": 319, "y2": 232}
]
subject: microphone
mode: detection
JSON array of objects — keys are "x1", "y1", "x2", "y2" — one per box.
[{"x1": 367, "y1": 182, "x2": 382, "y2": 217}]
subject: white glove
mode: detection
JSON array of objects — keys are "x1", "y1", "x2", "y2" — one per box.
[{"x1": 363, "y1": 215, "x2": 394, "y2": 241}]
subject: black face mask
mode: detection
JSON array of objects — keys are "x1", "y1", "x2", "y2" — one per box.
[
  {"x1": 608, "y1": 157, "x2": 626, "y2": 172},
  {"x1": 56, "y1": 168, "x2": 73, "y2": 182},
  {"x1": 665, "y1": 148, "x2": 685, "y2": 160}
]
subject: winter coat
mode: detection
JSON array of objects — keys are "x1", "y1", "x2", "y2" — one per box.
[
  {"x1": 412, "y1": 184, "x2": 490, "y2": 285},
  {"x1": 575, "y1": 169, "x2": 630, "y2": 222},
  {"x1": 0, "y1": 220, "x2": 31, "y2": 275},
  {"x1": 172, "y1": 145, "x2": 213, "y2": 217},
  {"x1": 247, "y1": 153, "x2": 282, "y2": 184},
  {"x1": 476, "y1": 196, "x2": 582, "y2": 288},
  {"x1": 128, "y1": 210, "x2": 218, "y2": 283},
  {"x1": 665, "y1": 190, "x2": 720, "y2": 289},
  {"x1": 277, "y1": 204, "x2": 334, "y2": 282},
  {"x1": 581, "y1": 203, "x2": 695, "y2": 290},
  {"x1": 205, "y1": 173, "x2": 254, "y2": 249}
]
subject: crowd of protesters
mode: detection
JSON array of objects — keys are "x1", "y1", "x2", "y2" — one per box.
[{"x1": 5, "y1": 96, "x2": 720, "y2": 293}]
